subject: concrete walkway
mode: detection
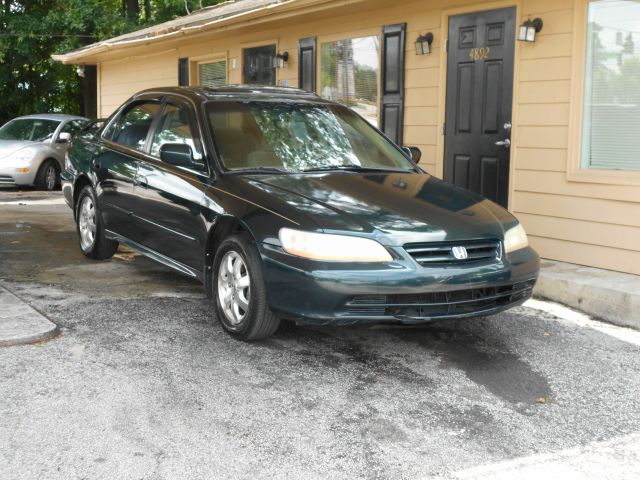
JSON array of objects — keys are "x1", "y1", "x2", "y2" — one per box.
[
  {"x1": 535, "y1": 260, "x2": 640, "y2": 330},
  {"x1": 0, "y1": 285, "x2": 58, "y2": 346}
]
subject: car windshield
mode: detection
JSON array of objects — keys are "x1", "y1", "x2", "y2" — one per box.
[
  {"x1": 0, "y1": 118, "x2": 61, "y2": 142},
  {"x1": 206, "y1": 101, "x2": 415, "y2": 173}
]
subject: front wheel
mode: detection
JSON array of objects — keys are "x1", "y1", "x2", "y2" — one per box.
[
  {"x1": 212, "y1": 233, "x2": 280, "y2": 341},
  {"x1": 35, "y1": 160, "x2": 59, "y2": 191},
  {"x1": 75, "y1": 186, "x2": 118, "y2": 260}
]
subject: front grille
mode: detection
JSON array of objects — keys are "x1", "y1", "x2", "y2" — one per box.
[
  {"x1": 404, "y1": 239, "x2": 501, "y2": 266},
  {"x1": 344, "y1": 280, "x2": 535, "y2": 319},
  {"x1": 0, "y1": 175, "x2": 15, "y2": 186}
]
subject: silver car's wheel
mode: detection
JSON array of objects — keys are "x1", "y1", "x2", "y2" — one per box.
[
  {"x1": 217, "y1": 250, "x2": 251, "y2": 325},
  {"x1": 45, "y1": 164, "x2": 57, "y2": 191},
  {"x1": 78, "y1": 195, "x2": 96, "y2": 251}
]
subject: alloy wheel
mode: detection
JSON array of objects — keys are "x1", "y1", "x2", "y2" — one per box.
[
  {"x1": 45, "y1": 165, "x2": 56, "y2": 190},
  {"x1": 217, "y1": 250, "x2": 251, "y2": 325},
  {"x1": 78, "y1": 196, "x2": 96, "y2": 250}
]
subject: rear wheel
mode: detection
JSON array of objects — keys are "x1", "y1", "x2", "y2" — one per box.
[
  {"x1": 212, "y1": 233, "x2": 280, "y2": 341},
  {"x1": 35, "y1": 160, "x2": 59, "y2": 191},
  {"x1": 75, "y1": 186, "x2": 118, "y2": 260}
]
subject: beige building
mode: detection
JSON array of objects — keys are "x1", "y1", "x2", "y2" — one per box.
[{"x1": 54, "y1": 0, "x2": 640, "y2": 275}]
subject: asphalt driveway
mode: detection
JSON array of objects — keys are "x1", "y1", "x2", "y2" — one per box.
[{"x1": 1, "y1": 189, "x2": 639, "y2": 479}]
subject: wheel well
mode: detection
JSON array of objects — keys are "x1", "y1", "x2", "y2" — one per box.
[
  {"x1": 36, "y1": 158, "x2": 59, "y2": 175},
  {"x1": 203, "y1": 217, "x2": 248, "y2": 297},
  {"x1": 44, "y1": 158, "x2": 59, "y2": 168},
  {"x1": 73, "y1": 175, "x2": 92, "y2": 212}
]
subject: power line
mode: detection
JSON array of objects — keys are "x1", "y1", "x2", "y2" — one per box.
[{"x1": 0, "y1": 33, "x2": 96, "y2": 38}]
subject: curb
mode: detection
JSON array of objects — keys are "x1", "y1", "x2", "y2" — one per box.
[
  {"x1": 0, "y1": 285, "x2": 59, "y2": 347},
  {"x1": 534, "y1": 260, "x2": 640, "y2": 330}
]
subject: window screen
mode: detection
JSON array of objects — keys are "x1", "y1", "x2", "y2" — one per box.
[
  {"x1": 198, "y1": 60, "x2": 227, "y2": 88},
  {"x1": 320, "y1": 36, "x2": 380, "y2": 126},
  {"x1": 581, "y1": 0, "x2": 640, "y2": 171}
]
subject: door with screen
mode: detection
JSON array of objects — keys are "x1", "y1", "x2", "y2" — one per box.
[
  {"x1": 443, "y1": 8, "x2": 516, "y2": 207},
  {"x1": 243, "y1": 45, "x2": 276, "y2": 86}
]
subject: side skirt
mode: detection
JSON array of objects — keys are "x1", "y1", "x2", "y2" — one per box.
[{"x1": 105, "y1": 229, "x2": 205, "y2": 282}]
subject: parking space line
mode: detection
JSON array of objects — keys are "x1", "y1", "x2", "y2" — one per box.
[
  {"x1": 0, "y1": 198, "x2": 66, "y2": 205},
  {"x1": 443, "y1": 433, "x2": 640, "y2": 480},
  {"x1": 525, "y1": 299, "x2": 640, "y2": 347}
]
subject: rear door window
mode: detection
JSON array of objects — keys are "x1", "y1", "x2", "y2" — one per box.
[{"x1": 105, "y1": 101, "x2": 161, "y2": 151}]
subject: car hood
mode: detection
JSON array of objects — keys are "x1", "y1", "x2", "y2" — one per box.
[
  {"x1": 232, "y1": 172, "x2": 516, "y2": 246},
  {"x1": 0, "y1": 140, "x2": 38, "y2": 158}
]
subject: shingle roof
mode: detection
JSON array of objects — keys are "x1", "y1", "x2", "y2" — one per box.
[{"x1": 52, "y1": 0, "x2": 288, "y2": 63}]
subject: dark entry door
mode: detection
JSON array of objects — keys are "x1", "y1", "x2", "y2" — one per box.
[
  {"x1": 243, "y1": 45, "x2": 276, "y2": 85},
  {"x1": 443, "y1": 7, "x2": 516, "y2": 207}
]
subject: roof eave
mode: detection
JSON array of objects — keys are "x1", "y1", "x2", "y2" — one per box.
[{"x1": 52, "y1": 0, "x2": 334, "y2": 65}]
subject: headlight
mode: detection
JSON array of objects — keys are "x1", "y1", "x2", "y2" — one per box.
[
  {"x1": 504, "y1": 223, "x2": 529, "y2": 253},
  {"x1": 13, "y1": 148, "x2": 35, "y2": 164},
  {"x1": 279, "y1": 228, "x2": 393, "y2": 262}
]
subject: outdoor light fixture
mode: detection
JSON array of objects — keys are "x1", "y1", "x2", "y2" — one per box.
[
  {"x1": 273, "y1": 51, "x2": 289, "y2": 69},
  {"x1": 415, "y1": 32, "x2": 434, "y2": 55},
  {"x1": 76, "y1": 65, "x2": 85, "y2": 78},
  {"x1": 518, "y1": 18, "x2": 543, "y2": 42}
]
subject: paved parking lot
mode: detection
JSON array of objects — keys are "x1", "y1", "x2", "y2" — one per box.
[{"x1": 1, "y1": 189, "x2": 640, "y2": 479}]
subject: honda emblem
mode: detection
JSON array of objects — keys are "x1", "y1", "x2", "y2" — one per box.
[{"x1": 452, "y1": 246, "x2": 468, "y2": 260}]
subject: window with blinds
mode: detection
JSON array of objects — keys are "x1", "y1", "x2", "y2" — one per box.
[
  {"x1": 320, "y1": 36, "x2": 379, "y2": 126},
  {"x1": 581, "y1": 0, "x2": 640, "y2": 171},
  {"x1": 198, "y1": 60, "x2": 227, "y2": 88}
]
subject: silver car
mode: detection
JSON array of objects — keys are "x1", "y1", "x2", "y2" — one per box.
[{"x1": 0, "y1": 114, "x2": 88, "y2": 190}]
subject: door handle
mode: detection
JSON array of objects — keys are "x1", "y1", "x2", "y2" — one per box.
[{"x1": 495, "y1": 138, "x2": 511, "y2": 148}]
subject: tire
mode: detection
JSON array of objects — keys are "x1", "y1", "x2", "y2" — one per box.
[
  {"x1": 211, "y1": 233, "x2": 280, "y2": 341},
  {"x1": 35, "y1": 160, "x2": 59, "y2": 191},
  {"x1": 75, "y1": 186, "x2": 118, "y2": 260}
]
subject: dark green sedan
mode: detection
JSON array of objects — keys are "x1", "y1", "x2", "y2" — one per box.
[{"x1": 62, "y1": 86, "x2": 539, "y2": 341}]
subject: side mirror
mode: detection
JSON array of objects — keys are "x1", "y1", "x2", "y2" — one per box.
[
  {"x1": 159, "y1": 143, "x2": 199, "y2": 168},
  {"x1": 402, "y1": 146, "x2": 422, "y2": 163},
  {"x1": 57, "y1": 132, "x2": 72, "y2": 143}
]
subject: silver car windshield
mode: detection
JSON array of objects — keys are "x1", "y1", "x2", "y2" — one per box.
[
  {"x1": 0, "y1": 118, "x2": 61, "y2": 142},
  {"x1": 206, "y1": 101, "x2": 415, "y2": 173}
]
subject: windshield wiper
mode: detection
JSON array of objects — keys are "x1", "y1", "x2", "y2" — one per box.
[
  {"x1": 302, "y1": 165, "x2": 411, "y2": 173},
  {"x1": 227, "y1": 166, "x2": 292, "y2": 174}
]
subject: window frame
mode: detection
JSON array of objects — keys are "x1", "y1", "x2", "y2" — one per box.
[
  {"x1": 567, "y1": 0, "x2": 640, "y2": 188},
  {"x1": 316, "y1": 30, "x2": 382, "y2": 128},
  {"x1": 196, "y1": 57, "x2": 228, "y2": 88}
]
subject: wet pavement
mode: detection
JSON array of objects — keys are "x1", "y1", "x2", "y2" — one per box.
[{"x1": 1, "y1": 188, "x2": 639, "y2": 479}]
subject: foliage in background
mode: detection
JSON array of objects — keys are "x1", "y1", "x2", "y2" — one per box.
[{"x1": 0, "y1": 0, "x2": 223, "y2": 124}]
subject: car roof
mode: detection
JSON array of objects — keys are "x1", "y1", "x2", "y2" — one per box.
[
  {"x1": 12, "y1": 114, "x2": 89, "y2": 122},
  {"x1": 136, "y1": 85, "x2": 327, "y2": 103}
]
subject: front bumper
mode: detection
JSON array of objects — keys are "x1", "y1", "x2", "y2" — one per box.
[
  {"x1": 61, "y1": 169, "x2": 74, "y2": 208},
  {"x1": 260, "y1": 243, "x2": 539, "y2": 325},
  {"x1": 0, "y1": 163, "x2": 37, "y2": 186}
]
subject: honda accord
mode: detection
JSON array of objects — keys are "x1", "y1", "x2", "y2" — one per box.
[{"x1": 62, "y1": 86, "x2": 539, "y2": 341}]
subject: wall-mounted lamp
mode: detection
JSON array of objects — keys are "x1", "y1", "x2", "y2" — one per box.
[
  {"x1": 273, "y1": 51, "x2": 289, "y2": 69},
  {"x1": 76, "y1": 65, "x2": 85, "y2": 78},
  {"x1": 415, "y1": 32, "x2": 434, "y2": 55},
  {"x1": 518, "y1": 18, "x2": 543, "y2": 42}
]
